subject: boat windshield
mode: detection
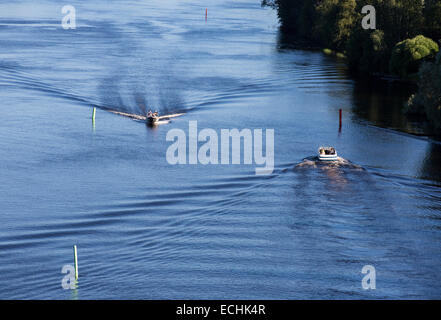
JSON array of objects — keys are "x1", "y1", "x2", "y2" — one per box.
[{"x1": 320, "y1": 147, "x2": 336, "y2": 155}]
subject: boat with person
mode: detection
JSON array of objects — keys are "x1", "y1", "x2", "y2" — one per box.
[
  {"x1": 295, "y1": 146, "x2": 363, "y2": 170},
  {"x1": 318, "y1": 146, "x2": 338, "y2": 161},
  {"x1": 147, "y1": 110, "x2": 185, "y2": 126},
  {"x1": 147, "y1": 110, "x2": 160, "y2": 125},
  {"x1": 106, "y1": 108, "x2": 185, "y2": 125}
]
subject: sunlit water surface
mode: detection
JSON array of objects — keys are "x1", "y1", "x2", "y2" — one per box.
[{"x1": 0, "y1": 0, "x2": 440, "y2": 299}]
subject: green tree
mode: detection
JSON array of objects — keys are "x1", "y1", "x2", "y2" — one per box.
[
  {"x1": 333, "y1": 0, "x2": 357, "y2": 50},
  {"x1": 389, "y1": 35, "x2": 439, "y2": 77},
  {"x1": 375, "y1": 0, "x2": 424, "y2": 46},
  {"x1": 314, "y1": 0, "x2": 357, "y2": 51},
  {"x1": 406, "y1": 51, "x2": 441, "y2": 133},
  {"x1": 268, "y1": 0, "x2": 433, "y2": 76}
]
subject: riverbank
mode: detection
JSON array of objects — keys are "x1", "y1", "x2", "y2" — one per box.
[
  {"x1": 265, "y1": 0, "x2": 441, "y2": 134},
  {"x1": 276, "y1": 35, "x2": 438, "y2": 139}
]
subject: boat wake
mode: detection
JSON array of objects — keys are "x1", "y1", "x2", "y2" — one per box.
[{"x1": 294, "y1": 156, "x2": 364, "y2": 170}]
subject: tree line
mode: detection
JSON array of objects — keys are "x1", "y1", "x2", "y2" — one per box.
[{"x1": 263, "y1": 0, "x2": 441, "y2": 134}]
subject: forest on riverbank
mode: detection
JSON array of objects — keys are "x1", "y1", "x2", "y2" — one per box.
[{"x1": 263, "y1": 0, "x2": 441, "y2": 135}]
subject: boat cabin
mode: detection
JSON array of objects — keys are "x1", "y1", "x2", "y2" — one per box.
[{"x1": 318, "y1": 146, "x2": 338, "y2": 161}]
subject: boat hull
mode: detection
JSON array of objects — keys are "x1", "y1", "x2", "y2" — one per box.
[
  {"x1": 147, "y1": 116, "x2": 158, "y2": 125},
  {"x1": 318, "y1": 154, "x2": 338, "y2": 161}
]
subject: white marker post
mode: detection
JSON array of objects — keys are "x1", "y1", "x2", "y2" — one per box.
[{"x1": 73, "y1": 245, "x2": 78, "y2": 280}]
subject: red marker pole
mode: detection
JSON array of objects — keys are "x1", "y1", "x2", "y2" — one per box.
[
  {"x1": 339, "y1": 108, "x2": 342, "y2": 132},
  {"x1": 205, "y1": 8, "x2": 207, "y2": 21}
]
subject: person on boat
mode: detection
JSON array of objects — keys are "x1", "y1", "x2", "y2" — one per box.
[
  {"x1": 147, "y1": 110, "x2": 153, "y2": 117},
  {"x1": 153, "y1": 110, "x2": 159, "y2": 117}
]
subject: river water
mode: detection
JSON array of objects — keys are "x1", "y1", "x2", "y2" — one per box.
[{"x1": 1, "y1": 0, "x2": 440, "y2": 299}]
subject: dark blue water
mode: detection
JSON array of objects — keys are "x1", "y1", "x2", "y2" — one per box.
[{"x1": 1, "y1": 0, "x2": 441, "y2": 299}]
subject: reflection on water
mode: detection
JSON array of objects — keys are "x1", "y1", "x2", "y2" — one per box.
[
  {"x1": 352, "y1": 77, "x2": 428, "y2": 135},
  {"x1": 0, "y1": 0, "x2": 440, "y2": 299},
  {"x1": 419, "y1": 143, "x2": 441, "y2": 182},
  {"x1": 350, "y1": 77, "x2": 441, "y2": 182}
]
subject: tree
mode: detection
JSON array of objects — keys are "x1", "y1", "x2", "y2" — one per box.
[
  {"x1": 314, "y1": 0, "x2": 357, "y2": 51},
  {"x1": 406, "y1": 51, "x2": 441, "y2": 133},
  {"x1": 297, "y1": 0, "x2": 319, "y2": 40},
  {"x1": 268, "y1": 0, "x2": 433, "y2": 76},
  {"x1": 389, "y1": 35, "x2": 439, "y2": 77},
  {"x1": 346, "y1": 2, "x2": 388, "y2": 75},
  {"x1": 273, "y1": 0, "x2": 307, "y2": 34},
  {"x1": 423, "y1": 0, "x2": 441, "y2": 41},
  {"x1": 333, "y1": 0, "x2": 357, "y2": 50}
]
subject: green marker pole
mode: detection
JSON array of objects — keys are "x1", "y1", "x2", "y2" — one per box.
[
  {"x1": 92, "y1": 107, "x2": 96, "y2": 122},
  {"x1": 73, "y1": 245, "x2": 78, "y2": 280}
]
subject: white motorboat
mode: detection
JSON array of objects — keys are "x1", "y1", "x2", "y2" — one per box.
[
  {"x1": 318, "y1": 146, "x2": 338, "y2": 161},
  {"x1": 147, "y1": 111, "x2": 185, "y2": 126}
]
